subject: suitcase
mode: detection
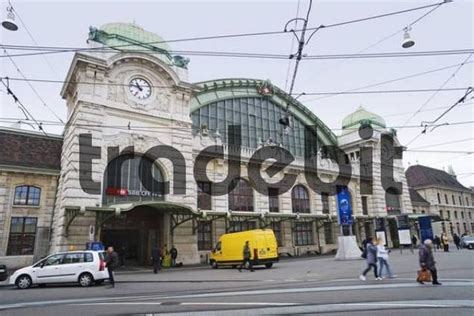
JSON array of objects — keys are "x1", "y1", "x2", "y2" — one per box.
[{"x1": 417, "y1": 269, "x2": 432, "y2": 282}]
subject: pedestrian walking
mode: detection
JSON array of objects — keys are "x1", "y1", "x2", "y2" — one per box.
[
  {"x1": 453, "y1": 233, "x2": 461, "y2": 250},
  {"x1": 359, "y1": 237, "x2": 381, "y2": 281},
  {"x1": 433, "y1": 235, "x2": 441, "y2": 251},
  {"x1": 411, "y1": 235, "x2": 418, "y2": 248},
  {"x1": 377, "y1": 240, "x2": 395, "y2": 278},
  {"x1": 238, "y1": 240, "x2": 254, "y2": 272},
  {"x1": 170, "y1": 245, "x2": 178, "y2": 267},
  {"x1": 105, "y1": 246, "x2": 119, "y2": 288},
  {"x1": 151, "y1": 244, "x2": 162, "y2": 274},
  {"x1": 441, "y1": 233, "x2": 449, "y2": 252},
  {"x1": 417, "y1": 239, "x2": 442, "y2": 285}
]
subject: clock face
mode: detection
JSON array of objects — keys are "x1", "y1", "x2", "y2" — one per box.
[{"x1": 129, "y1": 78, "x2": 151, "y2": 100}]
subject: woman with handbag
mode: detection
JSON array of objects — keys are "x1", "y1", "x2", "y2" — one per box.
[
  {"x1": 417, "y1": 239, "x2": 442, "y2": 285},
  {"x1": 359, "y1": 237, "x2": 381, "y2": 281}
]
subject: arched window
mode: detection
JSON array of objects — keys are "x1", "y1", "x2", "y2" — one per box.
[
  {"x1": 228, "y1": 179, "x2": 254, "y2": 212},
  {"x1": 292, "y1": 185, "x2": 310, "y2": 213},
  {"x1": 103, "y1": 155, "x2": 165, "y2": 205},
  {"x1": 14, "y1": 186, "x2": 41, "y2": 206}
]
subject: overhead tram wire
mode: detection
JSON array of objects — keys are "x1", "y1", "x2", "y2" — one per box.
[
  {"x1": 284, "y1": 0, "x2": 302, "y2": 91},
  {"x1": 0, "y1": 118, "x2": 472, "y2": 132},
  {"x1": 0, "y1": 78, "x2": 47, "y2": 135},
  {"x1": 408, "y1": 137, "x2": 474, "y2": 150},
  {"x1": 402, "y1": 53, "x2": 473, "y2": 147},
  {"x1": 1, "y1": 76, "x2": 469, "y2": 95},
  {"x1": 0, "y1": 1, "x2": 450, "y2": 59},
  {"x1": 1, "y1": 48, "x2": 66, "y2": 124},
  {"x1": 302, "y1": 60, "x2": 474, "y2": 102},
  {"x1": 2, "y1": 47, "x2": 473, "y2": 60},
  {"x1": 401, "y1": 53, "x2": 473, "y2": 130},
  {"x1": 9, "y1": 1, "x2": 58, "y2": 76}
]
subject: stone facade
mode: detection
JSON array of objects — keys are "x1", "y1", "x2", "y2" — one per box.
[
  {"x1": 406, "y1": 165, "x2": 474, "y2": 239},
  {"x1": 0, "y1": 128, "x2": 62, "y2": 269}
]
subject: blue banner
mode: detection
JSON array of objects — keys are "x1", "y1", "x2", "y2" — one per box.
[
  {"x1": 419, "y1": 216, "x2": 433, "y2": 243},
  {"x1": 337, "y1": 186, "x2": 353, "y2": 225}
]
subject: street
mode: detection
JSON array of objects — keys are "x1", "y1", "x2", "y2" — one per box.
[{"x1": 0, "y1": 249, "x2": 473, "y2": 315}]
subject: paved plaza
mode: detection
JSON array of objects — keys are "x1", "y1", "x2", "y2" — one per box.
[{"x1": 0, "y1": 248, "x2": 472, "y2": 315}]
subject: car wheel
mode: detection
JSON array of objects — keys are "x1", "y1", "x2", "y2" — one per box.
[
  {"x1": 16, "y1": 275, "x2": 32, "y2": 289},
  {"x1": 468, "y1": 244, "x2": 473, "y2": 250},
  {"x1": 78, "y1": 273, "x2": 94, "y2": 287},
  {"x1": 265, "y1": 263, "x2": 273, "y2": 269},
  {"x1": 211, "y1": 261, "x2": 218, "y2": 269}
]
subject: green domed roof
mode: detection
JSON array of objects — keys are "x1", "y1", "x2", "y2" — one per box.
[
  {"x1": 342, "y1": 105, "x2": 386, "y2": 131},
  {"x1": 99, "y1": 23, "x2": 171, "y2": 52},
  {"x1": 88, "y1": 23, "x2": 187, "y2": 67}
]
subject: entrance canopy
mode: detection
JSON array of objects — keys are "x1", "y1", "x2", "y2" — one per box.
[{"x1": 64, "y1": 201, "x2": 199, "y2": 236}]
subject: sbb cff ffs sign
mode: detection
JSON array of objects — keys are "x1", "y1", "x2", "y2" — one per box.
[{"x1": 105, "y1": 187, "x2": 128, "y2": 196}]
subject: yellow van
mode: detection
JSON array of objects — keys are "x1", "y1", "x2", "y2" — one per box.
[{"x1": 209, "y1": 229, "x2": 278, "y2": 269}]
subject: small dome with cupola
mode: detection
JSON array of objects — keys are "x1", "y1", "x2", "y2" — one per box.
[{"x1": 341, "y1": 105, "x2": 386, "y2": 134}]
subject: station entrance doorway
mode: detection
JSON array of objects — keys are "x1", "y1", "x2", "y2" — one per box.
[{"x1": 101, "y1": 206, "x2": 164, "y2": 266}]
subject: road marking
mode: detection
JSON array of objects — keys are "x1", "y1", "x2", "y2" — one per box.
[
  {"x1": 179, "y1": 300, "x2": 474, "y2": 315},
  {"x1": 74, "y1": 302, "x2": 300, "y2": 306},
  {"x1": 1, "y1": 281, "x2": 473, "y2": 311},
  {"x1": 155, "y1": 281, "x2": 474, "y2": 300}
]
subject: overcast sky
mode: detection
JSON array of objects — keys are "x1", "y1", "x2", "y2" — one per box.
[{"x1": 1, "y1": 0, "x2": 473, "y2": 187}]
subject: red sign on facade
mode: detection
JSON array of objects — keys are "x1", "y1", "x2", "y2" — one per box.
[{"x1": 105, "y1": 187, "x2": 128, "y2": 196}]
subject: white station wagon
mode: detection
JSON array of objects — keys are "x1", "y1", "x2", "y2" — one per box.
[{"x1": 9, "y1": 250, "x2": 109, "y2": 289}]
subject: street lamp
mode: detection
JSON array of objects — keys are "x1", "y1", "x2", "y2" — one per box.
[
  {"x1": 402, "y1": 27, "x2": 415, "y2": 48},
  {"x1": 2, "y1": 6, "x2": 18, "y2": 31}
]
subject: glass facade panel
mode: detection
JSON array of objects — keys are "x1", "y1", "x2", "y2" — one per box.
[
  {"x1": 191, "y1": 97, "x2": 322, "y2": 157},
  {"x1": 104, "y1": 155, "x2": 164, "y2": 205}
]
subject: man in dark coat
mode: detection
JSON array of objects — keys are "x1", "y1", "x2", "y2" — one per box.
[
  {"x1": 151, "y1": 244, "x2": 162, "y2": 274},
  {"x1": 418, "y1": 239, "x2": 441, "y2": 285},
  {"x1": 105, "y1": 246, "x2": 119, "y2": 288},
  {"x1": 412, "y1": 235, "x2": 418, "y2": 248},
  {"x1": 453, "y1": 233, "x2": 461, "y2": 250},
  {"x1": 238, "y1": 241, "x2": 254, "y2": 272},
  {"x1": 170, "y1": 246, "x2": 178, "y2": 267}
]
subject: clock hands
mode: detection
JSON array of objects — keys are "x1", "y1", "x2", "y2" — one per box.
[{"x1": 134, "y1": 82, "x2": 143, "y2": 91}]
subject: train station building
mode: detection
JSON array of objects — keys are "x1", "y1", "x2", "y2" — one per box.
[{"x1": 1, "y1": 23, "x2": 419, "y2": 267}]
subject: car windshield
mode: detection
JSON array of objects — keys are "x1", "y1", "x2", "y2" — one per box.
[{"x1": 463, "y1": 237, "x2": 474, "y2": 241}]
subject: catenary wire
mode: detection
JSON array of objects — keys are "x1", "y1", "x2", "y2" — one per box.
[
  {"x1": 0, "y1": 1, "x2": 450, "y2": 59},
  {"x1": 402, "y1": 54, "x2": 473, "y2": 147},
  {"x1": 408, "y1": 138, "x2": 474, "y2": 150},
  {"x1": 0, "y1": 76, "x2": 469, "y2": 95},
  {"x1": 303, "y1": 60, "x2": 474, "y2": 102},
  {"x1": 3, "y1": 47, "x2": 472, "y2": 60},
  {"x1": 1, "y1": 48, "x2": 65, "y2": 124}
]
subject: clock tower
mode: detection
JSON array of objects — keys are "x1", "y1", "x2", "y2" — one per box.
[{"x1": 50, "y1": 23, "x2": 199, "y2": 263}]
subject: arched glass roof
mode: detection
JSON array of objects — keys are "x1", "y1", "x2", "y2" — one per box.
[{"x1": 190, "y1": 79, "x2": 337, "y2": 157}]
